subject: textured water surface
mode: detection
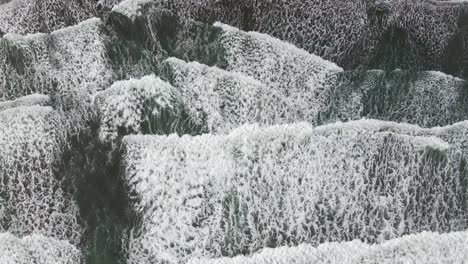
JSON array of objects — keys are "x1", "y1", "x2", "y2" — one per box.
[{"x1": 0, "y1": 0, "x2": 467, "y2": 263}]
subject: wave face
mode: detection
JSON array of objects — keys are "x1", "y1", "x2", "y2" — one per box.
[
  {"x1": 0, "y1": 18, "x2": 112, "y2": 102},
  {"x1": 135, "y1": 0, "x2": 466, "y2": 74},
  {"x1": 0, "y1": 106, "x2": 81, "y2": 244},
  {"x1": 0, "y1": 0, "x2": 98, "y2": 34},
  {"x1": 161, "y1": 58, "x2": 273, "y2": 133},
  {"x1": 95, "y1": 75, "x2": 181, "y2": 143},
  {"x1": 91, "y1": 69, "x2": 468, "y2": 145},
  {"x1": 122, "y1": 123, "x2": 467, "y2": 263},
  {"x1": 323, "y1": 70, "x2": 468, "y2": 127}
]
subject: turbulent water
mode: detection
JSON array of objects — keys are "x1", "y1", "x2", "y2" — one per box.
[
  {"x1": 189, "y1": 231, "x2": 468, "y2": 264},
  {"x1": 0, "y1": 0, "x2": 467, "y2": 263},
  {"x1": 122, "y1": 122, "x2": 466, "y2": 262}
]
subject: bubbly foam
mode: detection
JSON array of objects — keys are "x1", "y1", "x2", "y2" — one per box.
[{"x1": 122, "y1": 122, "x2": 467, "y2": 263}]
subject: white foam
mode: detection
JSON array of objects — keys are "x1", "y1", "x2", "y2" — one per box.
[
  {"x1": 0, "y1": 232, "x2": 81, "y2": 264},
  {"x1": 189, "y1": 231, "x2": 468, "y2": 264},
  {"x1": 0, "y1": 94, "x2": 50, "y2": 112},
  {"x1": 0, "y1": 106, "x2": 82, "y2": 244},
  {"x1": 162, "y1": 57, "x2": 275, "y2": 133},
  {"x1": 0, "y1": 0, "x2": 97, "y2": 34},
  {"x1": 112, "y1": 0, "x2": 153, "y2": 21},
  {"x1": 214, "y1": 22, "x2": 343, "y2": 126},
  {"x1": 1, "y1": 17, "x2": 112, "y2": 101},
  {"x1": 95, "y1": 74, "x2": 179, "y2": 143},
  {"x1": 122, "y1": 121, "x2": 466, "y2": 263}
]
